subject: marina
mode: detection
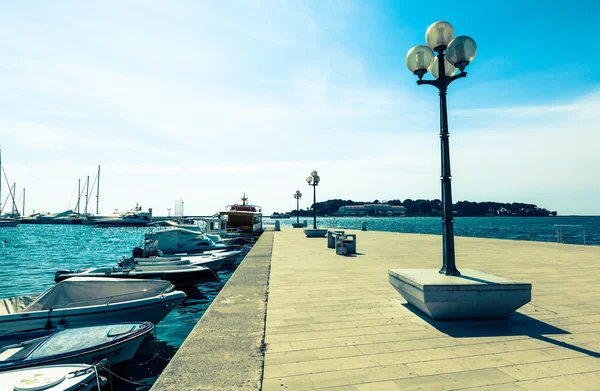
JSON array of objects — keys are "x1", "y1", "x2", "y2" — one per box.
[{"x1": 0, "y1": 3, "x2": 598, "y2": 390}]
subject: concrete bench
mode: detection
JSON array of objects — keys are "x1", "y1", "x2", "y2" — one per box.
[
  {"x1": 327, "y1": 230, "x2": 345, "y2": 249},
  {"x1": 335, "y1": 233, "x2": 357, "y2": 255}
]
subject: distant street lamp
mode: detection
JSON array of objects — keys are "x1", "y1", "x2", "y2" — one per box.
[
  {"x1": 167, "y1": 208, "x2": 171, "y2": 217},
  {"x1": 306, "y1": 171, "x2": 320, "y2": 229},
  {"x1": 293, "y1": 190, "x2": 302, "y2": 224},
  {"x1": 406, "y1": 21, "x2": 477, "y2": 276}
]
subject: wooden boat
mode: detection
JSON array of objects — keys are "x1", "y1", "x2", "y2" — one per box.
[
  {"x1": 0, "y1": 278, "x2": 185, "y2": 337},
  {"x1": 0, "y1": 322, "x2": 153, "y2": 371}
]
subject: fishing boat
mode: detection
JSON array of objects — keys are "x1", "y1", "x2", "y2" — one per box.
[
  {"x1": 219, "y1": 194, "x2": 263, "y2": 235},
  {"x1": 0, "y1": 364, "x2": 105, "y2": 391},
  {"x1": 0, "y1": 278, "x2": 185, "y2": 337},
  {"x1": 54, "y1": 263, "x2": 219, "y2": 287},
  {"x1": 0, "y1": 322, "x2": 153, "y2": 371}
]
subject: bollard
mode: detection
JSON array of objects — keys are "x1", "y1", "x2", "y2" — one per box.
[
  {"x1": 303, "y1": 220, "x2": 308, "y2": 227},
  {"x1": 361, "y1": 221, "x2": 367, "y2": 231},
  {"x1": 274, "y1": 220, "x2": 281, "y2": 231}
]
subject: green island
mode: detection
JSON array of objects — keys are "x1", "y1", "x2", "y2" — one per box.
[{"x1": 273, "y1": 199, "x2": 558, "y2": 217}]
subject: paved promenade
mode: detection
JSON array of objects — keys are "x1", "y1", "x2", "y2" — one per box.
[{"x1": 263, "y1": 228, "x2": 600, "y2": 390}]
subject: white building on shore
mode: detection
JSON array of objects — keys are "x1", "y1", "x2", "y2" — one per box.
[{"x1": 336, "y1": 204, "x2": 407, "y2": 216}]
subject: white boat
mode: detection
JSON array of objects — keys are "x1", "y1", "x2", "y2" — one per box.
[
  {"x1": 0, "y1": 278, "x2": 185, "y2": 338},
  {"x1": 131, "y1": 254, "x2": 227, "y2": 270},
  {"x1": 219, "y1": 194, "x2": 263, "y2": 235},
  {"x1": 0, "y1": 322, "x2": 153, "y2": 371},
  {"x1": 0, "y1": 364, "x2": 104, "y2": 391},
  {"x1": 143, "y1": 227, "x2": 227, "y2": 254},
  {"x1": 90, "y1": 205, "x2": 153, "y2": 227}
]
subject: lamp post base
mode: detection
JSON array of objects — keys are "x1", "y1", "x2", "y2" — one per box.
[
  {"x1": 388, "y1": 269, "x2": 531, "y2": 320},
  {"x1": 303, "y1": 228, "x2": 327, "y2": 238}
]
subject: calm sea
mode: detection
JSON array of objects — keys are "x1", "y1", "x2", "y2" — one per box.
[
  {"x1": 0, "y1": 225, "x2": 251, "y2": 389},
  {"x1": 0, "y1": 216, "x2": 597, "y2": 388},
  {"x1": 268, "y1": 216, "x2": 600, "y2": 245}
]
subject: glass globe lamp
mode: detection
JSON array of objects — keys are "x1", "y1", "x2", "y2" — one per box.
[
  {"x1": 426, "y1": 21, "x2": 454, "y2": 51},
  {"x1": 431, "y1": 56, "x2": 457, "y2": 79},
  {"x1": 406, "y1": 45, "x2": 434, "y2": 78},
  {"x1": 446, "y1": 36, "x2": 477, "y2": 71}
]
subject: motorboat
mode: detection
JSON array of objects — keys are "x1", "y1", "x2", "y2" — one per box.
[
  {"x1": 0, "y1": 322, "x2": 153, "y2": 371},
  {"x1": 55, "y1": 263, "x2": 219, "y2": 287},
  {"x1": 91, "y1": 205, "x2": 153, "y2": 227},
  {"x1": 0, "y1": 278, "x2": 185, "y2": 337},
  {"x1": 143, "y1": 227, "x2": 228, "y2": 254},
  {"x1": 269, "y1": 213, "x2": 290, "y2": 219},
  {"x1": 36, "y1": 210, "x2": 81, "y2": 225},
  {"x1": 132, "y1": 248, "x2": 242, "y2": 267},
  {"x1": 219, "y1": 194, "x2": 263, "y2": 235},
  {"x1": 129, "y1": 254, "x2": 227, "y2": 270},
  {"x1": 0, "y1": 364, "x2": 104, "y2": 391}
]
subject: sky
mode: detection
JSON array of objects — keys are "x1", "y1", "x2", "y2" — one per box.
[{"x1": 0, "y1": 0, "x2": 599, "y2": 216}]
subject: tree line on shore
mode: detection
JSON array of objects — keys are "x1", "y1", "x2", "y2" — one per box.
[{"x1": 278, "y1": 199, "x2": 557, "y2": 217}]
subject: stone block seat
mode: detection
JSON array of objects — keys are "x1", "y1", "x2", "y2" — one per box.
[{"x1": 388, "y1": 268, "x2": 532, "y2": 320}]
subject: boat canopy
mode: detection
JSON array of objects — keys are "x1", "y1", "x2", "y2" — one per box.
[
  {"x1": 145, "y1": 228, "x2": 211, "y2": 249},
  {"x1": 225, "y1": 204, "x2": 261, "y2": 212},
  {"x1": 22, "y1": 277, "x2": 174, "y2": 312}
]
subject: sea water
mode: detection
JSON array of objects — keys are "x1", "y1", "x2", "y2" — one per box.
[
  {"x1": 0, "y1": 216, "x2": 598, "y2": 388},
  {"x1": 0, "y1": 225, "x2": 251, "y2": 389},
  {"x1": 269, "y1": 216, "x2": 600, "y2": 245}
]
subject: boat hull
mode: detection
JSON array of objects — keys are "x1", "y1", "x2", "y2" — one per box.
[
  {"x1": 0, "y1": 291, "x2": 184, "y2": 338},
  {"x1": 0, "y1": 322, "x2": 153, "y2": 371},
  {"x1": 55, "y1": 267, "x2": 219, "y2": 287}
]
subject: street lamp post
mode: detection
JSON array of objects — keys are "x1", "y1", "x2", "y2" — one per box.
[
  {"x1": 306, "y1": 171, "x2": 320, "y2": 229},
  {"x1": 406, "y1": 21, "x2": 477, "y2": 276},
  {"x1": 293, "y1": 190, "x2": 302, "y2": 224}
]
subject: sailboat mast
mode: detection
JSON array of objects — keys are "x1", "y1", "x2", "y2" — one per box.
[
  {"x1": 23, "y1": 188, "x2": 25, "y2": 216},
  {"x1": 84, "y1": 175, "x2": 90, "y2": 214},
  {"x1": 96, "y1": 165, "x2": 100, "y2": 214},
  {"x1": 77, "y1": 179, "x2": 81, "y2": 215},
  {"x1": 0, "y1": 148, "x2": 2, "y2": 213},
  {"x1": 12, "y1": 182, "x2": 16, "y2": 215}
]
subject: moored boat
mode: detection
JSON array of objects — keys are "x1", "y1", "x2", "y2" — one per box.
[
  {"x1": 0, "y1": 322, "x2": 153, "y2": 371},
  {"x1": 143, "y1": 227, "x2": 228, "y2": 255},
  {"x1": 55, "y1": 264, "x2": 219, "y2": 286},
  {"x1": 219, "y1": 194, "x2": 263, "y2": 235},
  {"x1": 130, "y1": 254, "x2": 227, "y2": 270},
  {"x1": 0, "y1": 278, "x2": 185, "y2": 337},
  {"x1": 0, "y1": 218, "x2": 19, "y2": 228},
  {"x1": 0, "y1": 364, "x2": 104, "y2": 391}
]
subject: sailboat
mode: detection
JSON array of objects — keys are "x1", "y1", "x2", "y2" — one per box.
[{"x1": 0, "y1": 149, "x2": 19, "y2": 228}]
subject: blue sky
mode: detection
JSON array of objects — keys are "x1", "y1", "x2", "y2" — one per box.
[{"x1": 0, "y1": 0, "x2": 598, "y2": 216}]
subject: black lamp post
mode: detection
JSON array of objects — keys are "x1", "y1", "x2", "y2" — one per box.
[
  {"x1": 306, "y1": 171, "x2": 320, "y2": 229},
  {"x1": 293, "y1": 190, "x2": 302, "y2": 224},
  {"x1": 406, "y1": 21, "x2": 477, "y2": 276}
]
